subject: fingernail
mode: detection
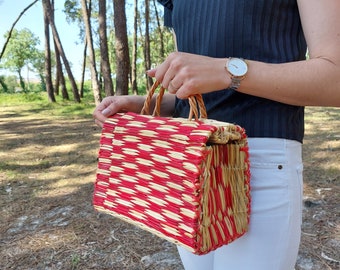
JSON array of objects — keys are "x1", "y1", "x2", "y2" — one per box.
[{"x1": 102, "y1": 108, "x2": 111, "y2": 116}]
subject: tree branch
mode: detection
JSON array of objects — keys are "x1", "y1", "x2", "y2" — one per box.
[{"x1": 0, "y1": 0, "x2": 39, "y2": 60}]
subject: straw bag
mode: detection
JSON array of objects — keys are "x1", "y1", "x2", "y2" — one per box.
[{"x1": 93, "y1": 81, "x2": 251, "y2": 255}]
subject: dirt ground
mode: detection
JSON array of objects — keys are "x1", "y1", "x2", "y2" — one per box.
[{"x1": 0, "y1": 104, "x2": 339, "y2": 270}]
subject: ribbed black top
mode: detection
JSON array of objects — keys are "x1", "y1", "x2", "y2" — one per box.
[{"x1": 158, "y1": 0, "x2": 307, "y2": 142}]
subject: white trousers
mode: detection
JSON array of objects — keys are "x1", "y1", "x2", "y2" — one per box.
[{"x1": 178, "y1": 138, "x2": 303, "y2": 270}]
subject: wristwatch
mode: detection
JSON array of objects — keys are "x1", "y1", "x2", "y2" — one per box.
[{"x1": 225, "y1": 58, "x2": 248, "y2": 90}]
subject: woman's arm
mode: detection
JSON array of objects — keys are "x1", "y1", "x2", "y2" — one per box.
[
  {"x1": 148, "y1": 0, "x2": 340, "y2": 107},
  {"x1": 240, "y1": 0, "x2": 340, "y2": 106}
]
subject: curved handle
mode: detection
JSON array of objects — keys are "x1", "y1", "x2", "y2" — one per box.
[{"x1": 140, "y1": 81, "x2": 207, "y2": 120}]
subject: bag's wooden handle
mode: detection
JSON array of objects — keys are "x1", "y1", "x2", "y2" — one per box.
[{"x1": 140, "y1": 81, "x2": 207, "y2": 120}]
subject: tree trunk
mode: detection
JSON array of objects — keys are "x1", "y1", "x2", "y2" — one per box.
[
  {"x1": 152, "y1": 0, "x2": 164, "y2": 58},
  {"x1": 60, "y1": 71, "x2": 69, "y2": 100},
  {"x1": 113, "y1": 0, "x2": 130, "y2": 96},
  {"x1": 79, "y1": 38, "x2": 87, "y2": 98},
  {"x1": 54, "y1": 47, "x2": 69, "y2": 100},
  {"x1": 131, "y1": 0, "x2": 138, "y2": 95},
  {"x1": 17, "y1": 69, "x2": 26, "y2": 91},
  {"x1": 98, "y1": 0, "x2": 114, "y2": 97},
  {"x1": 54, "y1": 62, "x2": 60, "y2": 95},
  {"x1": 144, "y1": 0, "x2": 153, "y2": 90},
  {"x1": 43, "y1": 0, "x2": 56, "y2": 102},
  {"x1": 52, "y1": 0, "x2": 68, "y2": 99},
  {"x1": 42, "y1": 0, "x2": 80, "y2": 103},
  {"x1": 81, "y1": 0, "x2": 102, "y2": 105},
  {"x1": 0, "y1": 77, "x2": 8, "y2": 92},
  {"x1": 55, "y1": 51, "x2": 69, "y2": 100}
]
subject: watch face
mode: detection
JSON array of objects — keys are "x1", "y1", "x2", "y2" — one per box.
[{"x1": 227, "y1": 58, "x2": 248, "y2": 77}]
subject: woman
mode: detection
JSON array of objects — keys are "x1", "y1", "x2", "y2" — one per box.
[{"x1": 93, "y1": 1, "x2": 340, "y2": 269}]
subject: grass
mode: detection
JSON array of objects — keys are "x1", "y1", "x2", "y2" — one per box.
[{"x1": 0, "y1": 91, "x2": 95, "y2": 118}]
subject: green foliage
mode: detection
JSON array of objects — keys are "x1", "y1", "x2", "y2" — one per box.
[
  {"x1": 63, "y1": 0, "x2": 86, "y2": 40},
  {"x1": 1, "y1": 28, "x2": 41, "y2": 92},
  {"x1": 31, "y1": 50, "x2": 56, "y2": 76},
  {"x1": 64, "y1": 0, "x2": 81, "y2": 23},
  {"x1": 0, "y1": 75, "x2": 18, "y2": 93},
  {"x1": 1, "y1": 28, "x2": 40, "y2": 73},
  {"x1": 0, "y1": 75, "x2": 9, "y2": 92}
]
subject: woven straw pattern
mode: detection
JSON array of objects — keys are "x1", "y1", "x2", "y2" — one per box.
[{"x1": 93, "y1": 112, "x2": 250, "y2": 254}]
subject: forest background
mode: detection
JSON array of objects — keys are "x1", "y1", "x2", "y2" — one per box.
[{"x1": 0, "y1": 0, "x2": 174, "y2": 103}]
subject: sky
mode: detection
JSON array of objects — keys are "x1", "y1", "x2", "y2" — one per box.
[{"x1": 0, "y1": 0, "x2": 86, "y2": 80}]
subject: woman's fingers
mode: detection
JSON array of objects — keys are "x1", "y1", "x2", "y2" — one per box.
[{"x1": 147, "y1": 52, "x2": 229, "y2": 98}]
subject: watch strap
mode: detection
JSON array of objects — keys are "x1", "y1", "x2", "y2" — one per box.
[{"x1": 229, "y1": 76, "x2": 243, "y2": 90}]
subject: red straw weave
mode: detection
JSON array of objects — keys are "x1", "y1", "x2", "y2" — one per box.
[{"x1": 93, "y1": 111, "x2": 251, "y2": 254}]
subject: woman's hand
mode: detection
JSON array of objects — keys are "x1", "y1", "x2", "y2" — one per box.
[
  {"x1": 93, "y1": 95, "x2": 146, "y2": 127},
  {"x1": 93, "y1": 93, "x2": 177, "y2": 127},
  {"x1": 147, "y1": 52, "x2": 230, "y2": 99}
]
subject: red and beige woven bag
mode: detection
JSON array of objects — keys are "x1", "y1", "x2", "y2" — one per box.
[{"x1": 93, "y1": 81, "x2": 251, "y2": 255}]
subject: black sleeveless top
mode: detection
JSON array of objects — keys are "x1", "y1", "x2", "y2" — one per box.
[{"x1": 158, "y1": 0, "x2": 307, "y2": 142}]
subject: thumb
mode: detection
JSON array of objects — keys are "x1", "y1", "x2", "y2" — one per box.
[
  {"x1": 102, "y1": 107, "x2": 112, "y2": 116},
  {"x1": 146, "y1": 68, "x2": 157, "y2": 77}
]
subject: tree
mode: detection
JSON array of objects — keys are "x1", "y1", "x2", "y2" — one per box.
[
  {"x1": 152, "y1": 0, "x2": 165, "y2": 59},
  {"x1": 54, "y1": 45, "x2": 69, "y2": 100},
  {"x1": 42, "y1": 0, "x2": 81, "y2": 102},
  {"x1": 131, "y1": 0, "x2": 138, "y2": 95},
  {"x1": 64, "y1": 0, "x2": 85, "y2": 98},
  {"x1": 0, "y1": 75, "x2": 8, "y2": 92},
  {"x1": 113, "y1": 0, "x2": 130, "y2": 95},
  {"x1": 50, "y1": 0, "x2": 68, "y2": 100},
  {"x1": 98, "y1": 0, "x2": 114, "y2": 97},
  {"x1": 1, "y1": 28, "x2": 40, "y2": 91},
  {"x1": 81, "y1": 0, "x2": 102, "y2": 105},
  {"x1": 79, "y1": 38, "x2": 88, "y2": 98},
  {"x1": 42, "y1": 0, "x2": 56, "y2": 102},
  {"x1": 143, "y1": 0, "x2": 153, "y2": 90}
]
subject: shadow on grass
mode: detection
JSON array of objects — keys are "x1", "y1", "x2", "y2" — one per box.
[{"x1": 0, "y1": 105, "x2": 339, "y2": 270}]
